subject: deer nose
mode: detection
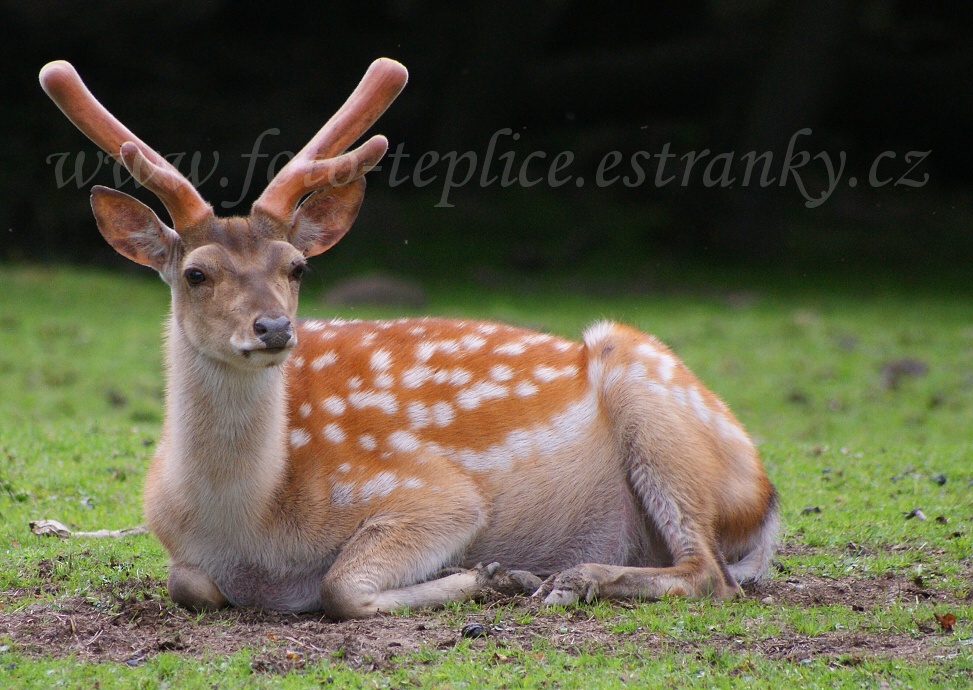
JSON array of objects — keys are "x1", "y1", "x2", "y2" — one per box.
[{"x1": 253, "y1": 316, "x2": 293, "y2": 349}]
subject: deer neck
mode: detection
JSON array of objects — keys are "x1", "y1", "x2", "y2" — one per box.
[{"x1": 161, "y1": 314, "x2": 289, "y2": 523}]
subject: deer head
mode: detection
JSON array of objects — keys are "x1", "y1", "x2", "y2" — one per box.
[{"x1": 39, "y1": 59, "x2": 408, "y2": 369}]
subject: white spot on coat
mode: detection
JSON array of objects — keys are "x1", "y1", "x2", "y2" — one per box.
[
  {"x1": 388, "y1": 430, "x2": 421, "y2": 453},
  {"x1": 298, "y1": 403, "x2": 312, "y2": 418},
  {"x1": 360, "y1": 471, "x2": 398, "y2": 500},
  {"x1": 424, "y1": 441, "x2": 445, "y2": 457},
  {"x1": 289, "y1": 428, "x2": 311, "y2": 448},
  {"x1": 688, "y1": 386, "x2": 711, "y2": 423},
  {"x1": 370, "y1": 349, "x2": 392, "y2": 371},
  {"x1": 494, "y1": 341, "x2": 526, "y2": 356},
  {"x1": 322, "y1": 395, "x2": 347, "y2": 415},
  {"x1": 533, "y1": 364, "x2": 577, "y2": 383},
  {"x1": 460, "y1": 334, "x2": 486, "y2": 351},
  {"x1": 323, "y1": 423, "x2": 346, "y2": 444},
  {"x1": 402, "y1": 364, "x2": 433, "y2": 389},
  {"x1": 489, "y1": 364, "x2": 514, "y2": 382},
  {"x1": 457, "y1": 446, "x2": 511, "y2": 472},
  {"x1": 358, "y1": 434, "x2": 378, "y2": 451},
  {"x1": 514, "y1": 380, "x2": 539, "y2": 397},
  {"x1": 456, "y1": 381, "x2": 508, "y2": 410},
  {"x1": 432, "y1": 368, "x2": 472, "y2": 386},
  {"x1": 349, "y1": 390, "x2": 399, "y2": 414},
  {"x1": 330, "y1": 482, "x2": 356, "y2": 506},
  {"x1": 655, "y1": 353, "x2": 676, "y2": 382},
  {"x1": 431, "y1": 401, "x2": 455, "y2": 426},
  {"x1": 436, "y1": 340, "x2": 460, "y2": 355},
  {"x1": 407, "y1": 401, "x2": 431, "y2": 429},
  {"x1": 310, "y1": 351, "x2": 339, "y2": 371},
  {"x1": 416, "y1": 342, "x2": 437, "y2": 362},
  {"x1": 670, "y1": 386, "x2": 687, "y2": 407},
  {"x1": 644, "y1": 380, "x2": 669, "y2": 397}
]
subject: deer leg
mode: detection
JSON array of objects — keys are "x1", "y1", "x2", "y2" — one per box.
[
  {"x1": 319, "y1": 510, "x2": 540, "y2": 620},
  {"x1": 534, "y1": 469, "x2": 738, "y2": 605},
  {"x1": 328, "y1": 562, "x2": 540, "y2": 620},
  {"x1": 168, "y1": 563, "x2": 229, "y2": 611},
  {"x1": 536, "y1": 445, "x2": 739, "y2": 605},
  {"x1": 535, "y1": 554, "x2": 738, "y2": 606}
]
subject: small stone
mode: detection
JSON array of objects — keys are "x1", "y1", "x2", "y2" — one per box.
[{"x1": 461, "y1": 623, "x2": 487, "y2": 639}]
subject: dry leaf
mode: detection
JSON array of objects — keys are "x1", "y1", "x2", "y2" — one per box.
[
  {"x1": 934, "y1": 613, "x2": 957, "y2": 633},
  {"x1": 29, "y1": 519, "x2": 72, "y2": 538}
]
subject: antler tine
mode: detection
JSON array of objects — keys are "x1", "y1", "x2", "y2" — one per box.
[
  {"x1": 39, "y1": 60, "x2": 211, "y2": 230},
  {"x1": 253, "y1": 58, "x2": 408, "y2": 222}
]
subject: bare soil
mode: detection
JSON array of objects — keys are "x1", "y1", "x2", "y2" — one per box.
[{"x1": 2, "y1": 544, "x2": 970, "y2": 674}]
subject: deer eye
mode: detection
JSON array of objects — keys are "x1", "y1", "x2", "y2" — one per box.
[
  {"x1": 184, "y1": 268, "x2": 206, "y2": 286},
  {"x1": 290, "y1": 264, "x2": 307, "y2": 281}
]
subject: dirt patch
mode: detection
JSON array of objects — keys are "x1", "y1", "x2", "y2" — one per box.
[{"x1": 2, "y1": 547, "x2": 970, "y2": 673}]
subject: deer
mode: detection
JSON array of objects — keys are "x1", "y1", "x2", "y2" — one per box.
[{"x1": 39, "y1": 58, "x2": 778, "y2": 620}]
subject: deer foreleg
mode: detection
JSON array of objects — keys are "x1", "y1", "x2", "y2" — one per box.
[{"x1": 319, "y1": 507, "x2": 539, "y2": 620}]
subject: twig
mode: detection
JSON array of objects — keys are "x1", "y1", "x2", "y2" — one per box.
[
  {"x1": 83, "y1": 630, "x2": 103, "y2": 648},
  {"x1": 29, "y1": 519, "x2": 149, "y2": 539}
]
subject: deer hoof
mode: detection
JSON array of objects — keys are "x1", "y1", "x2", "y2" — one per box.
[
  {"x1": 534, "y1": 565, "x2": 601, "y2": 606},
  {"x1": 475, "y1": 562, "x2": 542, "y2": 595}
]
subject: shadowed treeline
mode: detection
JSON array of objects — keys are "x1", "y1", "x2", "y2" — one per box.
[{"x1": 4, "y1": 0, "x2": 971, "y2": 276}]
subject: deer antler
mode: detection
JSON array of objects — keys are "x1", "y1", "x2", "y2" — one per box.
[
  {"x1": 39, "y1": 60, "x2": 212, "y2": 230},
  {"x1": 253, "y1": 58, "x2": 408, "y2": 222}
]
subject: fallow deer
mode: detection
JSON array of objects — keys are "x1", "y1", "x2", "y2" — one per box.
[{"x1": 40, "y1": 58, "x2": 778, "y2": 619}]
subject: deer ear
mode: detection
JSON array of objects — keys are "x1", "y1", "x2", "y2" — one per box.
[
  {"x1": 289, "y1": 180, "x2": 365, "y2": 257},
  {"x1": 90, "y1": 186, "x2": 180, "y2": 270}
]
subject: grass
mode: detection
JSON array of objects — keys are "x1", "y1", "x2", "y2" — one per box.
[{"x1": 1, "y1": 263, "x2": 972, "y2": 687}]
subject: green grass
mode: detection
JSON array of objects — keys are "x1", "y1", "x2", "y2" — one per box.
[{"x1": 1, "y1": 264, "x2": 972, "y2": 687}]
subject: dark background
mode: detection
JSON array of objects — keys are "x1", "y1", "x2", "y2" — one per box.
[{"x1": 4, "y1": 0, "x2": 972, "y2": 284}]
